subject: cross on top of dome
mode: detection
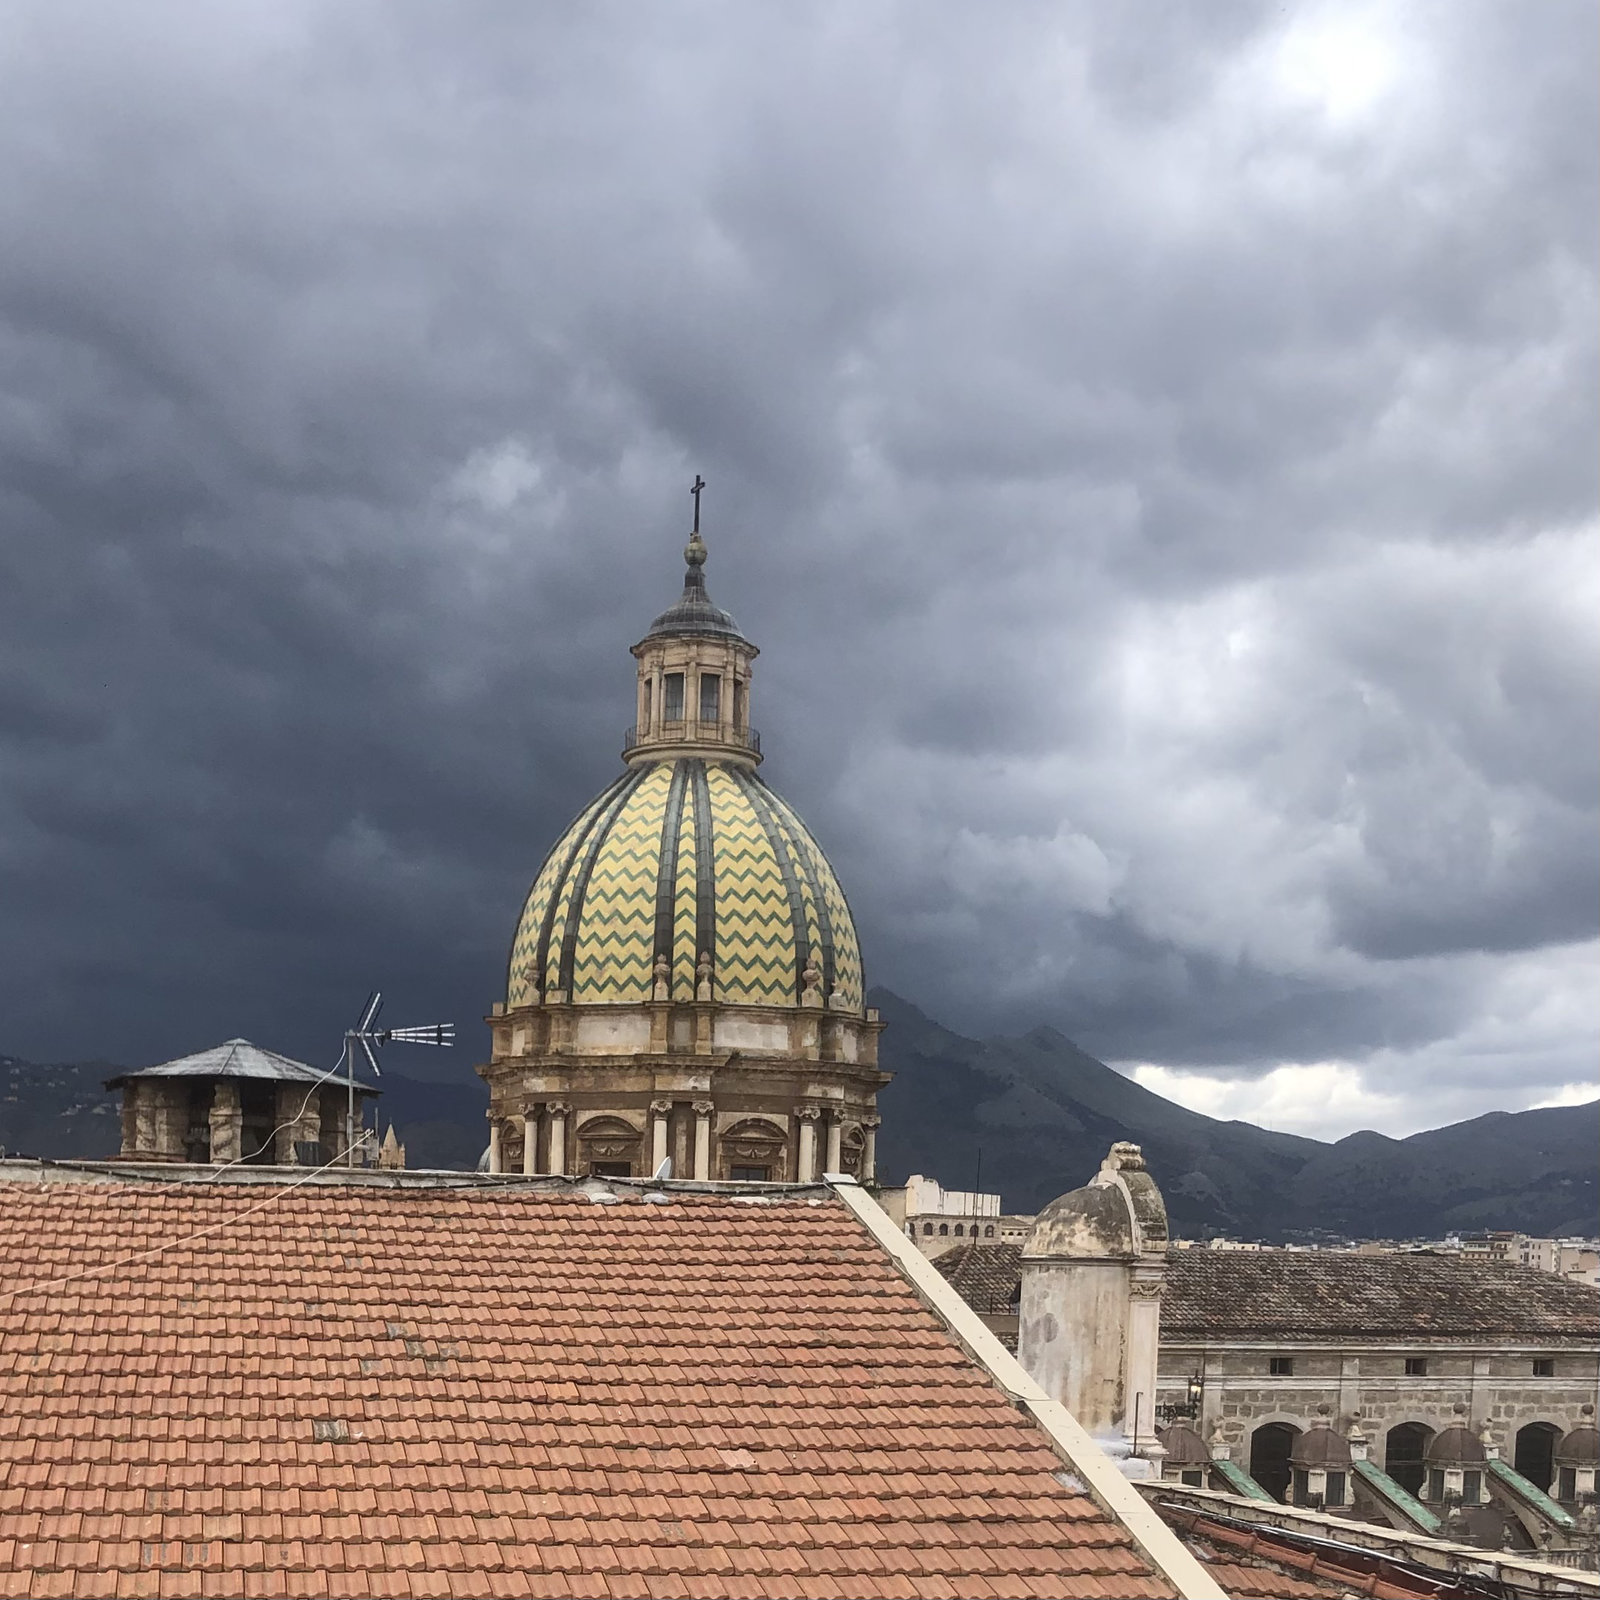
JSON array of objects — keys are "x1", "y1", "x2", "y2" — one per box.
[{"x1": 644, "y1": 474, "x2": 747, "y2": 644}]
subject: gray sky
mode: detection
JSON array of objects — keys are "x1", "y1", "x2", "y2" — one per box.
[{"x1": 1, "y1": 0, "x2": 1594, "y2": 1139}]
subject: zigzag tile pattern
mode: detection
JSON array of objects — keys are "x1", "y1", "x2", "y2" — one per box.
[
  {"x1": 506, "y1": 789, "x2": 618, "y2": 1006},
  {"x1": 707, "y1": 766, "x2": 795, "y2": 1005},
  {"x1": 763, "y1": 787, "x2": 865, "y2": 1011},
  {"x1": 570, "y1": 765, "x2": 672, "y2": 1002},
  {"x1": 672, "y1": 791, "x2": 698, "y2": 1000},
  {"x1": 763, "y1": 798, "x2": 828, "y2": 991},
  {"x1": 502, "y1": 759, "x2": 863, "y2": 1012}
]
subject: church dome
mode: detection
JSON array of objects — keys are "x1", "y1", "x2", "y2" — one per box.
[{"x1": 507, "y1": 756, "x2": 863, "y2": 1013}]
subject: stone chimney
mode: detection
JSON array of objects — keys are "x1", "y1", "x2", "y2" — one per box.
[{"x1": 1017, "y1": 1142, "x2": 1169, "y2": 1463}]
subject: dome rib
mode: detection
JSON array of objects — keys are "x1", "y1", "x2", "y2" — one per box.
[
  {"x1": 651, "y1": 760, "x2": 692, "y2": 966},
  {"x1": 508, "y1": 770, "x2": 632, "y2": 1003},
  {"x1": 731, "y1": 766, "x2": 814, "y2": 1003},
  {"x1": 762, "y1": 784, "x2": 840, "y2": 1002},
  {"x1": 689, "y1": 759, "x2": 717, "y2": 964},
  {"x1": 552, "y1": 768, "x2": 648, "y2": 998}
]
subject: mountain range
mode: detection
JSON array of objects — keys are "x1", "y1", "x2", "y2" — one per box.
[{"x1": 3, "y1": 988, "x2": 1594, "y2": 1241}]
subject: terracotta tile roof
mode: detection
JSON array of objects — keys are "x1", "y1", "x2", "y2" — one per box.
[
  {"x1": 935, "y1": 1243, "x2": 1600, "y2": 1345},
  {"x1": 935, "y1": 1242, "x2": 1022, "y2": 1314},
  {"x1": 1162, "y1": 1250, "x2": 1600, "y2": 1342},
  {"x1": 1162, "y1": 1510, "x2": 1441, "y2": 1599},
  {"x1": 0, "y1": 1173, "x2": 1181, "y2": 1599}
]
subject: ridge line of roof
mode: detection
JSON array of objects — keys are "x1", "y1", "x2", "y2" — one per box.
[{"x1": 827, "y1": 1176, "x2": 1225, "y2": 1600}]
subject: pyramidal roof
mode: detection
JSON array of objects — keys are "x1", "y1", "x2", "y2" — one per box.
[{"x1": 105, "y1": 1039, "x2": 376, "y2": 1092}]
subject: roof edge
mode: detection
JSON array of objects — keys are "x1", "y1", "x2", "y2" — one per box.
[
  {"x1": 828, "y1": 1177, "x2": 1226, "y2": 1600},
  {"x1": 1141, "y1": 1482, "x2": 1600, "y2": 1595},
  {"x1": 0, "y1": 1160, "x2": 842, "y2": 1197}
]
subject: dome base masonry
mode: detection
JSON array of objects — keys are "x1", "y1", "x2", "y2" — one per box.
[{"x1": 479, "y1": 501, "x2": 886, "y2": 1183}]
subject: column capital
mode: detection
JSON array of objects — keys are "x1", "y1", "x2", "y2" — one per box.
[
  {"x1": 649, "y1": 1098, "x2": 673, "y2": 1116},
  {"x1": 692, "y1": 1100, "x2": 715, "y2": 1116},
  {"x1": 796, "y1": 1105, "x2": 824, "y2": 1122},
  {"x1": 546, "y1": 1101, "x2": 571, "y2": 1117}
]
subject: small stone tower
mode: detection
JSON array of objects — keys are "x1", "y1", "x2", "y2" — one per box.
[{"x1": 1017, "y1": 1142, "x2": 1169, "y2": 1458}]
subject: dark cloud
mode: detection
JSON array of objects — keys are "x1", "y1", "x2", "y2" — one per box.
[{"x1": 0, "y1": 0, "x2": 1593, "y2": 1135}]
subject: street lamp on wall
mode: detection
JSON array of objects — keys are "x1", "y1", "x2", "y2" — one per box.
[{"x1": 1156, "y1": 1372, "x2": 1205, "y2": 1426}]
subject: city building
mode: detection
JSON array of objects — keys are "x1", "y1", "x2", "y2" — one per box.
[
  {"x1": 874, "y1": 1172, "x2": 1004, "y2": 1258},
  {"x1": 479, "y1": 511, "x2": 886, "y2": 1183},
  {"x1": 931, "y1": 1143, "x2": 1600, "y2": 1565}
]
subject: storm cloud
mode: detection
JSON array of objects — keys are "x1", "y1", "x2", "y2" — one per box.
[{"x1": 0, "y1": 0, "x2": 1594, "y2": 1138}]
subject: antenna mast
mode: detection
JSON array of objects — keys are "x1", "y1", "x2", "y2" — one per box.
[{"x1": 341, "y1": 992, "x2": 455, "y2": 1166}]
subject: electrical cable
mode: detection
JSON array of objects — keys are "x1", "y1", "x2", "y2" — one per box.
[{"x1": 0, "y1": 1141, "x2": 356, "y2": 1306}]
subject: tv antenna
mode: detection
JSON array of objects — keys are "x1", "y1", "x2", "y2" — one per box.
[{"x1": 342, "y1": 992, "x2": 455, "y2": 1167}]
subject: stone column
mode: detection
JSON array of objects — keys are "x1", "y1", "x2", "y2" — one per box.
[
  {"x1": 522, "y1": 1110, "x2": 538, "y2": 1176},
  {"x1": 119, "y1": 1082, "x2": 141, "y2": 1159},
  {"x1": 650, "y1": 1100, "x2": 672, "y2": 1175},
  {"x1": 547, "y1": 1103, "x2": 569, "y2": 1176},
  {"x1": 862, "y1": 1115, "x2": 880, "y2": 1182},
  {"x1": 299, "y1": 1090, "x2": 323, "y2": 1165},
  {"x1": 488, "y1": 1119, "x2": 503, "y2": 1174},
  {"x1": 825, "y1": 1115, "x2": 843, "y2": 1176},
  {"x1": 274, "y1": 1085, "x2": 304, "y2": 1164},
  {"x1": 1338, "y1": 1351, "x2": 1361, "y2": 1424},
  {"x1": 134, "y1": 1083, "x2": 158, "y2": 1159},
  {"x1": 693, "y1": 1101, "x2": 714, "y2": 1180},
  {"x1": 152, "y1": 1083, "x2": 189, "y2": 1161},
  {"x1": 1123, "y1": 1264, "x2": 1166, "y2": 1454},
  {"x1": 797, "y1": 1107, "x2": 821, "y2": 1182}
]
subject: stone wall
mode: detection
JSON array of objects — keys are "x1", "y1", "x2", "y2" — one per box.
[{"x1": 1159, "y1": 1341, "x2": 1600, "y2": 1468}]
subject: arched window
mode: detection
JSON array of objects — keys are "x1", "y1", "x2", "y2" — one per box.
[
  {"x1": 662, "y1": 672, "x2": 685, "y2": 721},
  {"x1": 1384, "y1": 1422, "x2": 1434, "y2": 1499},
  {"x1": 954, "y1": 1223, "x2": 965, "y2": 1237},
  {"x1": 1514, "y1": 1422, "x2": 1561, "y2": 1493},
  {"x1": 938, "y1": 1223, "x2": 948, "y2": 1236},
  {"x1": 922, "y1": 1222, "x2": 934, "y2": 1235},
  {"x1": 984, "y1": 1225, "x2": 995, "y2": 1238},
  {"x1": 1248, "y1": 1423, "x2": 1301, "y2": 1504}
]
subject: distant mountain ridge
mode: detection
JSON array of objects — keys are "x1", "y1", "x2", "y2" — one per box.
[
  {"x1": 3, "y1": 992, "x2": 1594, "y2": 1241},
  {"x1": 869, "y1": 989, "x2": 1599, "y2": 1239}
]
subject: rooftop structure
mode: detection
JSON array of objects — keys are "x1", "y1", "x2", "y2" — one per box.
[{"x1": 105, "y1": 1038, "x2": 378, "y2": 1167}]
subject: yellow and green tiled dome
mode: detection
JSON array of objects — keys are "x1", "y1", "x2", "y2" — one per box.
[{"x1": 507, "y1": 759, "x2": 864, "y2": 1012}]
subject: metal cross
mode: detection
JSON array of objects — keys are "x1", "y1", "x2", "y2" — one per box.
[{"x1": 690, "y1": 473, "x2": 706, "y2": 533}]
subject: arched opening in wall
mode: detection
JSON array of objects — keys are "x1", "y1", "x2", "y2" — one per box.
[
  {"x1": 499, "y1": 1119, "x2": 526, "y2": 1174},
  {"x1": 1384, "y1": 1422, "x2": 1434, "y2": 1498},
  {"x1": 576, "y1": 1116, "x2": 641, "y2": 1178},
  {"x1": 719, "y1": 1118, "x2": 787, "y2": 1183},
  {"x1": 240, "y1": 1082, "x2": 278, "y2": 1165},
  {"x1": 839, "y1": 1124, "x2": 865, "y2": 1178},
  {"x1": 1249, "y1": 1423, "x2": 1301, "y2": 1504},
  {"x1": 1514, "y1": 1422, "x2": 1561, "y2": 1492}
]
